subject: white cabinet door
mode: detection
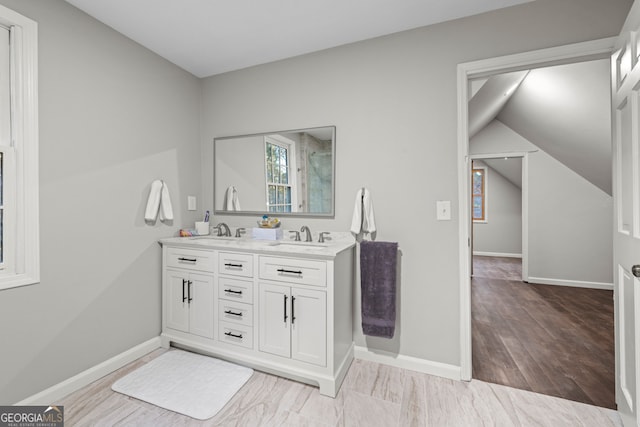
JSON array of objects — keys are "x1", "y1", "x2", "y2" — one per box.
[
  {"x1": 188, "y1": 273, "x2": 214, "y2": 339},
  {"x1": 291, "y1": 288, "x2": 326, "y2": 366},
  {"x1": 166, "y1": 269, "x2": 189, "y2": 333},
  {"x1": 259, "y1": 283, "x2": 291, "y2": 358}
]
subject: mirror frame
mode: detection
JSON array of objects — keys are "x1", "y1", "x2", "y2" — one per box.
[{"x1": 213, "y1": 126, "x2": 336, "y2": 218}]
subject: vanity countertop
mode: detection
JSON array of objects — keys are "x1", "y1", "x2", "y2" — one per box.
[{"x1": 160, "y1": 230, "x2": 355, "y2": 260}]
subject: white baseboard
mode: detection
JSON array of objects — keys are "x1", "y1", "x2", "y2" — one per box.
[
  {"x1": 473, "y1": 251, "x2": 522, "y2": 258},
  {"x1": 354, "y1": 346, "x2": 460, "y2": 381},
  {"x1": 15, "y1": 337, "x2": 162, "y2": 405},
  {"x1": 526, "y1": 276, "x2": 613, "y2": 290}
]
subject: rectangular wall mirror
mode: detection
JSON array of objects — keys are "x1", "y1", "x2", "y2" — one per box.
[{"x1": 214, "y1": 126, "x2": 335, "y2": 217}]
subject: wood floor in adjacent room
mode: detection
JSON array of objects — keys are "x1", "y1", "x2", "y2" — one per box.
[{"x1": 472, "y1": 255, "x2": 615, "y2": 409}]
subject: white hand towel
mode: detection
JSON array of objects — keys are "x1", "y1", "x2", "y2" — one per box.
[
  {"x1": 225, "y1": 186, "x2": 241, "y2": 211},
  {"x1": 159, "y1": 181, "x2": 174, "y2": 221},
  {"x1": 362, "y1": 189, "x2": 376, "y2": 234},
  {"x1": 350, "y1": 188, "x2": 376, "y2": 236},
  {"x1": 144, "y1": 180, "x2": 163, "y2": 222}
]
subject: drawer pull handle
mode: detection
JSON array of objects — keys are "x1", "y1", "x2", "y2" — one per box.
[
  {"x1": 283, "y1": 294, "x2": 288, "y2": 323},
  {"x1": 291, "y1": 295, "x2": 296, "y2": 324},
  {"x1": 224, "y1": 263, "x2": 243, "y2": 268},
  {"x1": 224, "y1": 331, "x2": 243, "y2": 339},
  {"x1": 178, "y1": 257, "x2": 197, "y2": 263},
  {"x1": 224, "y1": 310, "x2": 243, "y2": 317},
  {"x1": 182, "y1": 279, "x2": 187, "y2": 302},
  {"x1": 224, "y1": 288, "x2": 243, "y2": 295},
  {"x1": 277, "y1": 268, "x2": 302, "y2": 275},
  {"x1": 187, "y1": 280, "x2": 193, "y2": 303}
]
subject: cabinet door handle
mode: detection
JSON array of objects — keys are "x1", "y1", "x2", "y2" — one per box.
[
  {"x1": 224, "y1": 288, "x2": 243, "y2": 295},
  {"x1": 224, "y1": 331, "x2": 243, "y2": 339},
  {"x1": 187, "y1": 280, "x2": 193, "y2": 303},
  {"x1": 277, "y1": 268, "x2": 302, "y2": 275},
  {"x1": 224, "y1": 263, "x2": 243, "y2": 268},
  {"x1": 182, "y1": 279, "x2": 187, "y2": 302},
  {"x1": 178, "y1": 257, "x2": 197, "y2": 263},
  {"x1": 224, "y1": 310, "x2": 243, "y2": 317},
  {"x1": 283, "y1": 294, "x2": 288, "y2": 323},
  {"x1": 291, "y1": 295, "x2": 296, "y2": 324}
]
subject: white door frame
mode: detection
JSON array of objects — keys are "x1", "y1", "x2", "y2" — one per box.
[
  {"x1": 457, "y1": 37, "x2": 616, "y2": 381},
  {"x1": 469, "y1": 152, "x2": 528, "y2": 279}
]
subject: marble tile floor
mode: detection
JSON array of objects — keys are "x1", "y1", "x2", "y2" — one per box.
[{"x1": 57, "y1": 348, "x2": 622, "y2": 426}]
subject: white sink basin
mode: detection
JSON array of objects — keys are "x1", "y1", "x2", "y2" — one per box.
[
  {"x1": 271, "y1": 242, "x2": 329, "y2": 249},
  {"x1": 191, "y1": 236, "x2": 239, "y2": 243}
]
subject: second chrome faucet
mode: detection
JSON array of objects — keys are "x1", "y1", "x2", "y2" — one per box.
[{"x1": 300, "y1": 225, "x2": 312, "y2": 242}]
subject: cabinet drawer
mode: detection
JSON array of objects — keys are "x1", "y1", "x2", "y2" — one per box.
[
  {"x1": 218, "y1": 277, "x2": 254, "y2": 304},
  {"x1": 219, "y1": 300, "x2": 253, "y2": 327},
  {"x1": 219, "y1": 252, "x2": 254, "y2": 277},
  {"x1": 166, "y1": 247, "x2": 215, "y2": 272},
  {"x1": 219, "y1": 322, "x2": 253, "y2": 349},
  {"x1": 259, "y1": 256, "x2": 327, "y2": 287}
]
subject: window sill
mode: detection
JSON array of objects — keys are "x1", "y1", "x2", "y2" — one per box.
[{"x1": 0, "y1": 273, "x2": 40, "y2": 291}]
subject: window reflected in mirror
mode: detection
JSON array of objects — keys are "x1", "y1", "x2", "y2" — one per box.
[{"x1": 214, "y1": 126, "x2": 335, "y2": 217}]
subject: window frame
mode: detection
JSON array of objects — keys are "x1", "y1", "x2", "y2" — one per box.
[
  {"x1": 264, "y1": 135, "x2": 297, "y2": 213},
  {"x1": 0, "y1": 5, "x2": 39, "y2": 291},
  {"x1": 472, "y1": 166, "x2": 488, "y2": 223}
]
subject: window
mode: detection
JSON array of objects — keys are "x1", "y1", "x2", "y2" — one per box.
[
  {"x1": 264, "y1": 136, "x2": 296, "y2": 213},
  {"x1": 0, "y1": 5, "x2": 39, "y2": 291},
  {"x1": 472, "y1": 167, "x2": 487, "y2": 222}
]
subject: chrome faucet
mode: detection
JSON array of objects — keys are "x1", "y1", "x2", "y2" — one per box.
[
  {"x1": 289, "y1": 230, "x2": 301, "y2": 241},
  {"x1": 214, "y1": 222, "x2": 231, "y2": 237},
  {"x1": 318, "y1": 232, "x2": 331, "y2": 243},
  {"x1": 235, "y1": 227, "x2": 246, "y2": 238},
  {"x1": 300, "y1": 225, "x2": 312, "y2": 242}
]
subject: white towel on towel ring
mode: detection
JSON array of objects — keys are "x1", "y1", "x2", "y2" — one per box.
[
  {"x1": 224, "y1": 186, "x2": 241, "y2": 211},
  {"x1": 159, "y1": 181, "x2": 174, "y2": 221},
  {"x1": 145, "y1": 180, "x2": 174, "y2": 222},
  {"x1": 350, "y1": 187, "x2": 376, "y2": 236}
]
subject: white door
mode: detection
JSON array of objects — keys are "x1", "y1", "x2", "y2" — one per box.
[
  {"x1": 291, "y1": 288, "x2": 326, "y2": 366},
  {"x1": 188, "y1": 273, "x2": 214, "y2": 339},
  {"x1": 612, "y1": 3, "x2": 640, "y2": 425},
  {"x1": 259, "y1": 283, "x2": 291, "y2": 358},
  {"x1": 166, "y1": 269, "x2": 189, "y2": 333}
]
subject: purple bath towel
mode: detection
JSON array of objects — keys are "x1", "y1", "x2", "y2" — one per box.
[{"x1": 360, "y1": 240, "x2": 398, "y2": 338}]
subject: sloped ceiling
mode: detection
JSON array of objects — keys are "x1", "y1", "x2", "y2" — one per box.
[
  {"x1": 470, "y1": 59, "x2": 611, "y2": 195},
  {"x1": 468, "y1": 71, "x2": 528, "y2": 138},
  {"x1": 484, "y1": 157, "x2": 522, "y2": 188}
]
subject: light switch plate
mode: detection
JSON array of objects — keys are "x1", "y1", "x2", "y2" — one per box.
[
  {"x1": 187, "y1": 196, "x2": 197, "y2": 211},
  {"x1": 437, "y1": 200, "x2": 451, "y2": 220}
]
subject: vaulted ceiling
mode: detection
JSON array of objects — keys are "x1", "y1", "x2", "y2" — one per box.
[{"x1": 469, "y1": 59, "x2": 611, "y2": 195}]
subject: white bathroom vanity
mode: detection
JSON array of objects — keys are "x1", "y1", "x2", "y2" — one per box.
[{"x1": 159, "y1": 232, "x2": 355, "y2": 397}]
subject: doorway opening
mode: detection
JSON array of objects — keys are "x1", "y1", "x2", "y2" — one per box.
[{"x1": 458, "y1": 39, "x2": 616, "y2": 408}]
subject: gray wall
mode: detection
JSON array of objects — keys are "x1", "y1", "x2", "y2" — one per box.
[
  {"x1": 201, "y1": 0, "x2": 629, "y2": 363},
  {"x1": 0, "y1": 0, "x2": 627, "y2": 403},
  {"x1": 472, "y1": 120, "x2": 613, "y2": 284},
  {"x1": 472, "y1": 160, "x2": 523, "y2": 256},
  {"x1": 0, "y1": 0, "x2": 201, "y2": 403}
]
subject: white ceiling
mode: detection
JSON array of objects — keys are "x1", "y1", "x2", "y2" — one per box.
[
  {"x1": 64, "y1": 0, "x2": 533, "y2": 78},
  {"x1": 468, "y1": 70, "x2": 528, "y2": 138},
  {"x1": 469, "y1": 59, "x2": 611, "y2": 195},
  {"x1": 498, "y1": 60, "x2": 611, "y2": 195}
]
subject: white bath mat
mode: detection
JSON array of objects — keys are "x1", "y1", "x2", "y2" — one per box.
[{"x1": 112, "y1": 349, "x2": 253, "y2": 420}]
